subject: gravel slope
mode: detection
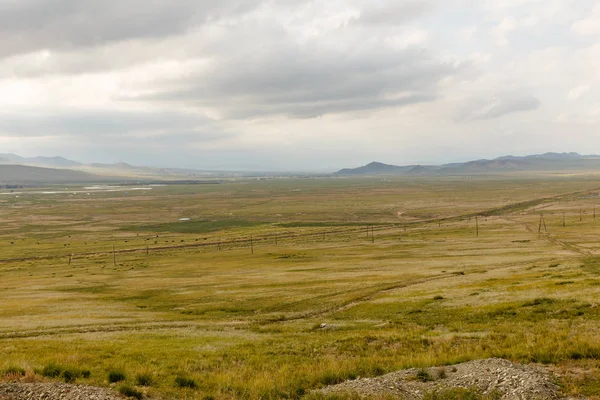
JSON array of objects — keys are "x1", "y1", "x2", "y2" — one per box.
[
  {"x1": 316, "y1": 358, "x2": 578, "y2": 399},
  {"x1": 0, "y1": 382, "x2": 123, "y2": 400}
]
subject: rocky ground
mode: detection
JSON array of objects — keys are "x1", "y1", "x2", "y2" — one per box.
[
  {"x1": 316, "y1": 358, "x2": 582, "y2": 399},
  {"x1": 0, "y1": 359, "x2": 586, "y2": 399},
  {"x1": 0, "y1": 382, "x2": 123, "y2": 400}
]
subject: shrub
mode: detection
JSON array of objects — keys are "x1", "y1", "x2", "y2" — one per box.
[
  {"x1": 437, "y1": 366, "x2": 447, "y2": 379},
  {"x1": 40, "y1": 363, "x2": 87, "y2": 383},
  {"x1": 61, "y1": 369, "x2": 78, "y2": 383},
  {"x1": 319, "y1": 372, "x2": 345, "y2": 386},
  {"x1": 433, "y1": 295, "x2": 445, "y2": 300},
  {"x1": 523, "y1": 298, "x2": 555, "y2": 307},
  {"x1": 135, "y1": 373, "x2": 153, "y2": 387},
  {"x1": 41, "y1": 363, "x2": 63, "y2": 378},
  {"x1": 175, "y1": 375, "x2": 197, "y2": 389},
  {"x1": 108, "y1": 369, "x2": 126, "y2": 383},
  {"x1": 118, "y1": 384, "x2": 143, "y2": 399},
  {"x1": 416, "y1": 368, "x2": 434, "y2": 382}
]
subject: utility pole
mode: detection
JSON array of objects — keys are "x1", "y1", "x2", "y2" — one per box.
[
  {"x1": 113, "y1": 244, "x2": 116, "y2": 266},
  {"x1": 476, "y1": 215, "x2": 479, "y2": 237},
  {"x1": 543, "y1": 214, "x2": 547, "y2": 232},
  {"x1": 538, "y1": 213, "x2": 547, "y2": 233}
]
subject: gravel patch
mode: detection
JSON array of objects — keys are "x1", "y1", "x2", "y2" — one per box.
[
  {"x1": 0, "y1": 382, "x2": 123, "y2": 400},
  {"x1": 316, "y1": 358, "x2": 580, "y2": 399}
]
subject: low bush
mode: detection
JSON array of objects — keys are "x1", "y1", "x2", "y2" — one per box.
[
  {"x1": 40, "y1": 363, "x2": 88, "y2": 383},
  {"x1": 416, "y1": 368, "x2": 434, "y2": 382},
  {"x1": 135, "y1": 373, "x2": 153, "y2": 386},
  {"x1": 175, "y1": 375, "x2": 197, "y2": 389},
  {"x1": 108, "y1": 369, "x2": 126, "y2": 383},
  {"x1": 118, "y1": 384, "x2": 143, "y2": 399}
]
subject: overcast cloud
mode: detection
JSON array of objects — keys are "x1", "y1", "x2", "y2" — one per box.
[{"x1": 0, "y1": 0, "x2": 599, "y2": 171}]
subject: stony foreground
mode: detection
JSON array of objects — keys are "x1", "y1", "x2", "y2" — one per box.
[
  {"x1": 317, "y1": 358, "x2": 576, "y2": 399},
  {"x1": 0, "y1": 382, "x2": 122, "y2": 400},
  {"x1": 0, "y1": 359, "x2": 583, "y2": 399}
]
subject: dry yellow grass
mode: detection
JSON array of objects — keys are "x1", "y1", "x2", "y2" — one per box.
[{"x1": 1, "y1": 175, "x2": 600, "y2": 398}]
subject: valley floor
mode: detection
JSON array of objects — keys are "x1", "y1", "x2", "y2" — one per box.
[{"x1": 1, "y1": 175, "x2": 600, "y2": 399}]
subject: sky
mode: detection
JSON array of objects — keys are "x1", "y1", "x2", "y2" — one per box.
[{"x1": 0, "y1": 0, "x2": 599, "y2": 171}]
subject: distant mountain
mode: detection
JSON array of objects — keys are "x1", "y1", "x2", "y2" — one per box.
[
  {"x1": 0, "y1": 154, "x2": 82, "y2": 168},
  {"x1": 336, "y1": 162, "x2": 409, "y2": 175},
  {"x1": 335, "y1": 153, "x2": 600, "y2": 176},
  {"x1": 0, "y1": 164, "x2": 107, "y2": 185},
  {"x1": 0, "y1": 153, "x2": 254, "y2": 180}
]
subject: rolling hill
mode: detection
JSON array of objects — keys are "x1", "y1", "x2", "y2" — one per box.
[
  {"x1": 0, "y1": 165, "x2": 109, "y2": 185},
  {"x1": 335, "y1": 153, "x2": 600, "y2": 176}
]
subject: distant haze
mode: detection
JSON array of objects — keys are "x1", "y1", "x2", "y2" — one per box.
[{"x1": 1, "y1": 1, "x2": 599, "y2": 171}]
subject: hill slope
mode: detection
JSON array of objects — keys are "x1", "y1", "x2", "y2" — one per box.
[
  {"x1": 335, "y1": 153, "x2": 600, "y2": 176},
  {"x1": 0, "y1": 165, "x2": 107, "y2": 185}
]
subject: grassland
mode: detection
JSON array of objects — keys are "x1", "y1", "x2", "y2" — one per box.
[{"x1": 1, "y1": 174, "x2": 600, "y2": 399}]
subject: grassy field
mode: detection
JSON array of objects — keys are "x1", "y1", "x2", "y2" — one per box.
[{"x1": 1, "y1": 174, "x2": 600, "y2": 399}]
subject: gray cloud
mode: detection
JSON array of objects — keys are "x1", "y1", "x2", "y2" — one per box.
[
  {"x1": 457, "y1": 93, "x2": 541, "y2": 121},
  {"x1": 0, "y1": 0, "x2": 454, "y2": 121},
  {"x1": 1, "y1": 0, "x2": 591, "y2": 171},
  {"x1": 133, "y1": 23, "x2": 461, "y2": 118},
  {"x1": 0, "y1": 109, "x2": 229, "y2": 141},
  {"x1": 357, "y1": 1, "x2": 431, "y2": 25},
  {"x1": 0, "y1": 0, "x2": 258, "y2": 59}
]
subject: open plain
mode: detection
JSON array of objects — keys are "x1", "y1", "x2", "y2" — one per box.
[{"x1": 1, "y1": 174, "x2": 600, "y2": 399}]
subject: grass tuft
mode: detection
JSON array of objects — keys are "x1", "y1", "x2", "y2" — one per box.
[
  {"x1": 40, "y1": 363, "x2": 87, "y2": 383},
  {"x1": 416, "y1": 368, "x2": 434, "y2": 382},
  {"x1": 135, "y1": 372, "x2": 153, "y2": 386},
  {"x1": 174, "y1": 375, "x2": 197, "y2": 389},
  {"x1": 118, "y1": 384, "x2": 143, "y2": 399},
  {"x1": 3, "y1": 366, "x2": 26, "y2": 376},
  {"x1": 108, "y1": 369, "x2": 126, "y2": 383}
]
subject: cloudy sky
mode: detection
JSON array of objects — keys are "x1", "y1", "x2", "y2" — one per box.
[{"x1": 0, "y1": 0, "x2": 599, "y2": 171}]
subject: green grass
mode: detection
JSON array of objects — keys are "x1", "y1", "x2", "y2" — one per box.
[
  {"x1": 278, "y1": 222, "x2": 386, "y2": 228},
  {"x1": 123, "y1": 219, "x2": 267, "y2": 234}
]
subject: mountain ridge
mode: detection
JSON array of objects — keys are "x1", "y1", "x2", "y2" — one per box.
[
  {"x1": 0, "y1": 164, "x2": 109, "y2": 185},
  {"x1": 335, "y1": 152, "x2": 600, "y2": 176}
]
